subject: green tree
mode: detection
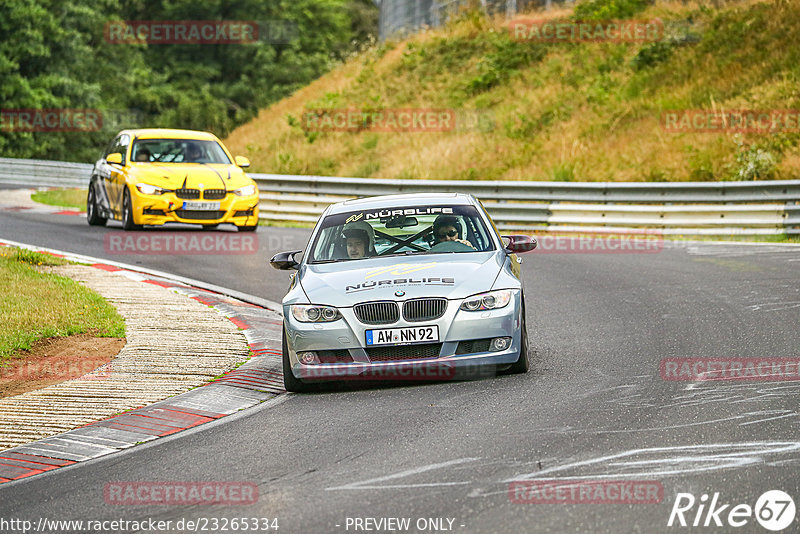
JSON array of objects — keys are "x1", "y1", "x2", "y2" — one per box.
[{"x1": 0, "y1": 0, "x2": 377, "y2": 162}]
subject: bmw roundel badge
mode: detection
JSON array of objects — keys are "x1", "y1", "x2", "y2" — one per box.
[{"x1": 395, "y1": 290, "x2": 405, "y2": 297}]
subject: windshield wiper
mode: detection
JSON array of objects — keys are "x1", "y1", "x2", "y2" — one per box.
[{"x1": 378, "y1": 251, "x2": 428, "y2": 258}]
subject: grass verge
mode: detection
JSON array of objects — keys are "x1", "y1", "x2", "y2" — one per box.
[
  {"x1": 31, "y1": 188, "x2": 86, "y2": 209},
  {"x1": 0, "y1": 247, "x2": 126, "y2": 362}
]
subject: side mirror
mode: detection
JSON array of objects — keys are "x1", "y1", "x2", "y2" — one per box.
[
  {"x1": 270, "y1": 250, "x2": 302, "y2": 270},
  {"x1": 235, "y1": 156, "x2": 251, "y2": 168},
  {"x1": 106, "y1": 153, "x2": 123, "y2": 165},
  {"x1": 502, "y1": 235, "x2": 537, "y2": 254}
]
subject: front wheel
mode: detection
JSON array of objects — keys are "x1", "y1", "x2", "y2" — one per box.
[
  {"x1": 507, "y1": 311, "x2": 529, "y2": 374},
  {"x1": 121, "y1": 187, "x2": 142, "y2": 231},
  {"x1": 282, "y1": 327, "x2": 315, "y2": 392},
  {"x1": 86, "y1": 184, "x2": 107, "y2": 227},
  {"x1": 238, "y1": 224, "x2": 258, "y2": 232}
]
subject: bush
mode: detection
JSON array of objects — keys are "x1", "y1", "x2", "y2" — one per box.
[
  {"x1": 551, "y1": 163, "x2": 576, "y2": 181},
  {"x1": 631, "y1": 41, "x2": 674, "y2": 71},
  {"x1": 630, "y1": 19, "x2": 703, "y2": 71},
  {"x1": 467, "y1": 36, "x2": 545, "y2": 94},
  {"x1": 573, "y1": 0, "x2": 653, "y2": 22},
  {"x1": 734, "y1": 145, "x2": 777, "y2": 180}
]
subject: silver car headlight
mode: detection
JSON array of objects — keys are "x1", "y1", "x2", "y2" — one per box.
[
  {"x1": 460, "y1": 290, "x2": 513, "y2": 311},
  {"x1": 135, "y1": 183, "x2": 166, "y2": 195},
  {"x1": 291, "y1": 304, "x2": 341, "y2": 323},
  {"x1": 233, "y1": 184, "x2": 256, "y2": 196}
]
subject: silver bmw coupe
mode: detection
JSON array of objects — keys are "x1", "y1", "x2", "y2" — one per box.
[{"x1": 271, "y1": 193, "x2": 537, "y2": 392}]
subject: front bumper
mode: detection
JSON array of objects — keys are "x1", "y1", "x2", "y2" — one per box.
[
  {"x1": 284, "y1": 291, "x2": 523, "y2": 382},
  {"x1": 131, "y1": 190, "x2": 259, "y2": 227}
]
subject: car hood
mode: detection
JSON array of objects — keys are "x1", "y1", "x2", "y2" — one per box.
[
  {"x1": 128, "y1": 162, "x2": 253, "y2": 190},
  {"x1": 298, "y1": 252, "x2": 505, "y2": 306}
]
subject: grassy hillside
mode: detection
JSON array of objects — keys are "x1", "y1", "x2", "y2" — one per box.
[{"x1": 225, "y1": 0, "x2": 800, "y2": 182}]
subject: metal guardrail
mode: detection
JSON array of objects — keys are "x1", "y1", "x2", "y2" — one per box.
[
  {"x1": 251, "y1": 173, "x2": 800, "y2": 236},
  {"x1": 1, "y1": 158, "x2": 798, "y2": 235},
  {"x1": 0, "y1": 157, "x2": 91, "y2": 189}
]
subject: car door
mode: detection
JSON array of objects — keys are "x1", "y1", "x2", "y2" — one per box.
[
  {"x1": 108, "y1": 134, "x2": 130, "y2": 217},
  {"x1": 93, "y1": 136, "x2": 119, "y2": 216}
]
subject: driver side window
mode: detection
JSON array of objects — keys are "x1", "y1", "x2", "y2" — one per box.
[
  {"x1": 106, "y1": 134, "x2": 130, "y2": 165},
  {"x1": 104, "y1": 137, "x2": 120, "y2": 159},
  {"x1": 117, "y1": 134, "x2": 130, "y2": 165}
]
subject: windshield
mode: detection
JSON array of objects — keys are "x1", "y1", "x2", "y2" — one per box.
[
  {"x1": 308, "y1": 205, "x2": 495, "y2": 264},
  {"x1": 131, "y1": 139, "x2": 231, "y2": 164}
]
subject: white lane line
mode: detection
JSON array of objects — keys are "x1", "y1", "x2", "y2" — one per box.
[
  {"x1": 326, "y1": 457, "x2": 480, "y2": 491},
  {"x1": 503, "y1": 442, "x2": 800, "y2": 483},
  {"x1": 739, "y1": 412, "x2": 798, "y2": 426}
]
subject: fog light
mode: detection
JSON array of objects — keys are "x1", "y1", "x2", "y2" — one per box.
[
  {"x1": 491, "y1": 337, "x2": 510, "y2": 351},
  {"x1": 298, "y1": 351, "x2": 320, "y2": 365}
]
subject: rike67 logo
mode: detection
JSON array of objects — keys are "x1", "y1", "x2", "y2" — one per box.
[{"x1": 668, "y1": 490, "x2": 795, "y2": 531}]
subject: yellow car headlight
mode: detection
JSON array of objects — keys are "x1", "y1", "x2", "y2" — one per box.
[
  {"x1": 136, "y1": 183, "x2": 166, "y2": 195},
  {"x1": 233, "y1": 184, "x2": 256, "y2": 197}
]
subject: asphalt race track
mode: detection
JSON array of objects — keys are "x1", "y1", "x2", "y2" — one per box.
[{"x1": 1, "y1": 200, "x2": 799, "y2": 533}]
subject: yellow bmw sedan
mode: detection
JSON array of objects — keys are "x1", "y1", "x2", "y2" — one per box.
[{"x1": 87, "y1": 128, "x2": 259, "y2": 231}]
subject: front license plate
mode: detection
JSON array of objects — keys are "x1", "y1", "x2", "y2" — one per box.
[
  {"x1": 365, "y1": 325, "x2": 439, "y2": 346},
  {"x1": 182, "y1": 201, "x2": 220, "y2": 210}
]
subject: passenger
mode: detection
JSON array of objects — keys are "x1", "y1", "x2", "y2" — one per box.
[
  {"x1": 341, "y1": 220, "x2": 376, "y2": 259},
  {"x1": 134, "y1": 148, "x2": 151, "y2": 162},
  {"x1": 432, "y1": 214, "x2": 476, "y2": 249}
]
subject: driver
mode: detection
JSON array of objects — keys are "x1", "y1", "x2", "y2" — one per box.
[
  {"x1": 341, "y1": 220, "x2": 376, "y2": 259},
  {"x1": 184, "y1": 143, "x2": 204, "y2": 162},
  {"x1": 432, "y1": 215, "x2": 476, "y2": 249}
]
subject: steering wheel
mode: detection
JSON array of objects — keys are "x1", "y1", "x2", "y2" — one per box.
[{"x1": 428, "y1": 240, "x2": 474, "y2": 252}]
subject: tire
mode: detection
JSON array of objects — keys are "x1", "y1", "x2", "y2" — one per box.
[
  {"x1": 238, "y1": 224, "x2": 258, "y2": 232},
  {"x1": 121, "y1": 187, "x2": 142, "y2": 231},
  {"x1": 86, "y1": 183, "x2": 107, "y2": 227},
  {"x1": 507, "y1": 308, "x2": 530, "y2": 374},
  {"x1": 282, "y1": 327, "x2": 315, "y2": 392}
]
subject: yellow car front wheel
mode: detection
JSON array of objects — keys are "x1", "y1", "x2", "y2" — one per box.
[{"x1": 122, "y1": 187, "x2": 143, "y2": 231}]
